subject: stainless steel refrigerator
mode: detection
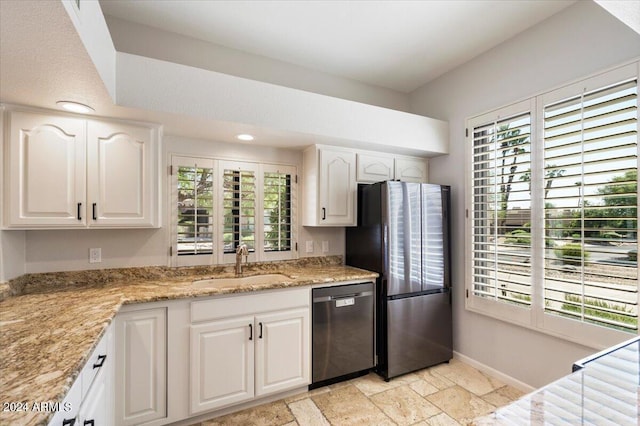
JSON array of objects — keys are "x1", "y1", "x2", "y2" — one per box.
[{"x1": 346, "y1": 181, "x2": 452, "y2": 380}]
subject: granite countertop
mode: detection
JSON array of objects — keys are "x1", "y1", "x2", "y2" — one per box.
[
  {"x1": 474, "y1": 337, "x2": 640, "y2": 425},
  {"x1": 0, "y1": 256, "x2": 377, "y2": 425}
]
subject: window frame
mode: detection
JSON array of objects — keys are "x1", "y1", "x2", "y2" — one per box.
[
  {"x1": 465, "y1": 62, "x2": 639, "y2": 349},
  {"x1": 170, "y1": 155, "x2": 297, "y2": 267}
]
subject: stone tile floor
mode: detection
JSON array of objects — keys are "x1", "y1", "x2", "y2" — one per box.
[{"x1": 190, "y1": 359, "x2": 525, "y2": 426}]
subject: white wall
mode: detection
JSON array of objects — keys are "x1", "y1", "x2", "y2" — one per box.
[
  {"x1": 105, "y1": 16, "x2": 410, "y2": 113},
  {"x1": 409, "y1": 0, "x2": 640, "y2": 388},
  {"x1": 22, "y1": 136, "x2": 344, "y2": 274}
]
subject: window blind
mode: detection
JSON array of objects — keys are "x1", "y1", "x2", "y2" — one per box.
[
  {"x1": 543, "y1": 79, "x2": 638, "y2": 331},
  {"x1": 471, "y1": 112, "x2": 533, "y2": 307},
  {"x1": 223, "y1": 169, "x2": 256, "y2": 253},
  {"x1": 176, "y1": 164, "x2": 214, "y2": 255}
]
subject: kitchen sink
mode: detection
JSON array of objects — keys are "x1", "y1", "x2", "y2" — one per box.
[{"x1": 191, "y1": 273, "x2": 291, "y2": 288}]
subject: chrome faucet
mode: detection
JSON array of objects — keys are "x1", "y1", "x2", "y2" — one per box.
[{"x1": 235, "y1": 243, "x2": 249, "y2": 275}]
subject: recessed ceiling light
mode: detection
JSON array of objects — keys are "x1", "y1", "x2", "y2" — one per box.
[
  {"x1": 56, "y1": 100, "x2": 95, "y2": 114},
  {"x1": 236, "y1": 134, "x2": 254, "y2": 141}
]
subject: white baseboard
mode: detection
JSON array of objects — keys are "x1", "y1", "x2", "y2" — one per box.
[{"x1": 453, "y1": 351, "x2": 536, "y2": 394}]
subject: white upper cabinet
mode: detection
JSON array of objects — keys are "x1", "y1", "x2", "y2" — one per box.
[
  {"x1": 302, "y1": 145, "x2": 356, "y2": 227},
  {"x1": 356, "y1": 153, "x2": 394, "y2": 183},
  {"x1": 394, "y1": 157, "x2": 428, "y2": 183},
  {"x1": 87, "y1": 121, "x2": 156, "y2": 227},
  {"x1": 6, "y1": 112, "x2": 87, "y2": 227},
  {"x1": 357, "y1": 153, "x2": 428, "y2": 184},
  {"x1": 3, "y1": 109, "x2": 160, "y2": 229}
]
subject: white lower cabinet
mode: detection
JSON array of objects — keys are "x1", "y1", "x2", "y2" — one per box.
[
  {"x1": 52, "y1": 288, "x2": 310, "y2": 426},
  {"x1": 49, "y1": 325, "x2": 113, "y2": 426},
  {"x1": 114, "y1": 307, "x2": 167, "y2": 426},
  {"x1": 190, "y1": 315, "x2": 255, "y2": 413},
  {"x1": 255, "y1": 308, "x2": 310, "y2": 397},
  {"x1": 189, "y1": 288, "x2": 310, "y2": 416}
]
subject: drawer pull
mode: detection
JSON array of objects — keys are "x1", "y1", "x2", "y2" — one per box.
[
  {"x1": 77, "y1": 203, "x2": 82, "y2": 221},
  {"x1": 93, "y1": 354, "x2": 106, "y2": 369},
  {"x1": 322, "y1": 207, "x2": 326, "y2": 220},
  {"x1": 84, "y1": 420, "x2": 95, "y2": 426},
  {"x1": 259, "y1": 322, "x2": 263, "y2": 339},
  {"x1": 62, "y1": 419, "x2": 76, "y2": 426},
  {"x1": 249, "y1": 323, "x2": 253, "y2": 341},
  {"x1": 92, "y1": 203, "x2": 97, "y2": 220}
]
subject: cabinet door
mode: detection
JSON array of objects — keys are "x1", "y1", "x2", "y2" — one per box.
[
  {"x1": 87, "y1": 121, "x2": 156, "y2": 227},
  {"x1": 115, "y1": 308, "x2": 167, "y2": 426},
  {"x1": 255, "y1": 308, "x2": 310, "y2": 397},
  {"x1": 78, "y1": 367, "x2": 107, "y2": 426},
  {"x1": 394, "y1": 158, "x2": 428, "y2": 183},
  {"x1": 6, "y1": 112, "x2": 86, "y2": 227},
  {"x1": 190, "y1": 316, "x2": 255, "y2": 414},
  {"x1": 318, "y1": 149, "x2": 356, "y2": 226},
  {"x1": 356, "y1": 153, "x2": 393, "y2": 183}
]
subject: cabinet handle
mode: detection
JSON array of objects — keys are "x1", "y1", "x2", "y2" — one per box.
[
  {"x1": 83, "y1": 421, "x2": 95, "y2": 426},
  {"x1": 62, "y1": 419, "x2": 76, "y2": 426},
  {"x1": 92, "y1": 203, "x2": 97, "y2": 221},
  {"x1": 322, "y1": 207, "x2": 326, "y2": 220},
  {"x1": 259, "y1": 322, "x2": 263, "y2": 339},
  {"x1": 77, "y1": 203, "x2": 82, "y2": 221},
  {"x1": 93, "y1": 354, "x2": 106, "y2": 369},
  {"x1": 249, "y1": 323, "x2": 253, "y2": 340}
]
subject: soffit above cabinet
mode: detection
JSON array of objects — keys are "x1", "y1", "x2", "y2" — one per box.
[{"x1": 0, "y1": 0, "x2": 448, "y2": 157}]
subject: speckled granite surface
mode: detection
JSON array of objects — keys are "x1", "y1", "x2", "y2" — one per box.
[{"x1": 0, "y1": 256, "x2": 377, "y2": 425}]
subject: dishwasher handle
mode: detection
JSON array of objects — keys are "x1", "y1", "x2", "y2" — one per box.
[{"x1": 313, "y1": 291, "x2": 373, "y2": 303}]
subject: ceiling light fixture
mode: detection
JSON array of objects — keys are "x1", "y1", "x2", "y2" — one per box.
[
  {"x1": 56, "y1": 100, "x2": 95, "y2": 114},
  {"x1": 236, "y1": 134, "x2": 254, "y2": 141}
]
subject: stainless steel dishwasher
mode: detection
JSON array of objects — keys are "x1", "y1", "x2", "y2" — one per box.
[{"x1": 312, "y1": 281, "x2": 375, "y2": 386}]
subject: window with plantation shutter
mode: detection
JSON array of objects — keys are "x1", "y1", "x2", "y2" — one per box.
[
  {"x1": 470, "y1": 106, "x2": 533, "y2": 311},
  {"x1": 172, "y1": 156, "x2": 216, "y2": 266},
  {"x1": 222, "y1": 164, "x2": 257, "y2": 254},
  {"x1": 172, "y1": 156, "x2": 297, "y2": 266},
  {"x1": 263, "y1": 170, "x2": 292, "y2": 253},
  {"x1": 543, "y1": 78, "x2": 638, "y2": 332},
  {"x1": 467, "y1": 62, "x2": 639, "y2": 345}
]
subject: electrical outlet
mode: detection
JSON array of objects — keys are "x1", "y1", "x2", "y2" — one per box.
[
  {"x1": 89, "y1": 248, "x2": 101, "y2": 263},
  {"x1": 306, "y1": 241, "x2": 314, "y2": 253},
  {"x1": 322, "y1": 241, "x2": 329, "y2": 253}
]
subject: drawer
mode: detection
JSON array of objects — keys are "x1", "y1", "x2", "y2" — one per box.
[
  {"x1": 48, "y1": 377, "x2": 81, "y2": 426},
  {"x1": 81, "y1": 330, "x2": 109, "y2": 398},
  {"x1": 191, "y1": 287, "x2": 309, "y2": 323}
]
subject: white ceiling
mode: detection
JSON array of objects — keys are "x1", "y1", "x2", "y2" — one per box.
[
  {"x1": 0, "y1": 0, "x2": 581, "y2": 152},
  {"x1": 99, "y1": 0, "x2": 576, "y2": 93}
]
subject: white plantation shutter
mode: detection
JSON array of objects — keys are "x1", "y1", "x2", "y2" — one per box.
[
  {"x1": 467, "y1": 62, "x2": 639, "y2": 344},
  {"x1": 471, "y1": 109, "x2": 533, "y2": 307},
  {"x1": 173, "y1": 157, "x2": 296, "y2": 266},
  {"x1": 172, "y1": 156, "x2": 216, "y2": 266},
  {"x1": 222, "y1": 165, "x2": 257, "y2": 253},
  {"x1": 543, "y1": 78, "x2": 638, "y2": 331},
  {"x1": 263, "y1": 171, "x2": 292, "y2": 252}
]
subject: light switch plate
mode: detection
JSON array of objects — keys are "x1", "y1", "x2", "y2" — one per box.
[{"x1": 305, "y1": 241, "x2": 314, "y2": 253}]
